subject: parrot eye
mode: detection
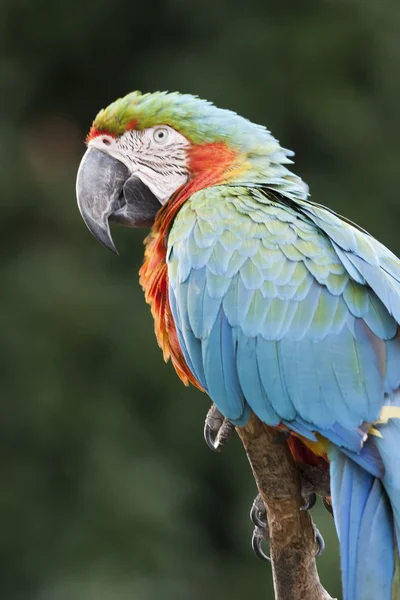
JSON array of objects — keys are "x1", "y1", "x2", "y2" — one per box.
[
  {"x1": 153, "y1": 127, "x2": 169, "y2": 144},
  {"x1": 102, "y1": 137, "x2": 111, "y2": 146}
]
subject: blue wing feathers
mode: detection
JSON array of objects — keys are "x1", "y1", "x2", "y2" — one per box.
[
  {"x1": 202, "y1": 282, "x2": 223, "y2": 338},
  {"x1": 256, "y1": 338, "x2": 297, "y2": 420},
  {"x1": 168, "y1": 189, "x2": 400, "y2": 439},
  {"x1": 168, "y1": 185, "x2": 400, "y2": 598},
  {"x1": 279, "y1": 336, "x2": 330, "y2": 426},
  {"x1": 385, "y1": 335, "x2": 400, "y2": 393},
  {"x1": 202, "y1": 307, "x2": 246, "y2": 423},
  {"x1": 207, "y1": 241, "x2": 234, "y2": 275},
  {"x1": 308, "y1": 286, "x2": 339, "y2": 341},
  {"x1": 331, "y1": 242, "x2": 366, "y2": 284},
  {"x1": 206, "y1": 270, "x2": 231, "y2": 299},
  {"x1": 186, "y1": 268, "x2": 207, "y2": 338},
  {"x1": 241, "y1": 289, "x2": 265, "y2": 338},
  {"x1": 306, "y1": 203, "x2": 400, "y2": 325},
  {"x1": 287, "y1": 280, "x2": 322, "y2": 340},
  {"x1": 235, "y1": 332, "x2": 280, "y2": 425},
  {"x1": 363, "y1": 292, "x2": 397, "y2": 340},
  {"x1": 260, "y1": 297, "x2": 286, "y2": 338},
  {"x1": 169, "y1": 287, "x2": 207, "y2": 390},
  {"x1": 223, "y1": 274, "x2": 254, "y2": 327},
  {"x1": 219, "y1": 310, "x2": 249, "y2": 424},
  {"x1": 187, "y1": 227, "x2": 214, "y2": 268},
  {"x1": 343, "y1": 280, "x2": 369, "y2": 317}
]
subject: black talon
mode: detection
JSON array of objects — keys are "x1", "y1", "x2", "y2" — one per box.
[
  {"x1": 322, "y1": 497, "x2": 333, "y2": 515},
  {"x1": 250, "y1": 495, "x2": 270, "y2": 562},
  {"x1": 314, "y1": 525, "x2": 325, "y2": 557},
  {"x1": 301, "y1": 491, "x2": 317, "y2": 512},
  {"x1": 204, "y1": 404, "x2": 224, "y2": 452},
  {"x1": 204, "y1": 404, "x2": 234, "y2": 452},
  {"x1": 204, "y1": 422, "x2": 219, "y2": 452},
  {"x1": 251, "y1": 527, "x2": 271, "y2": 563},
  {"x1": 250, "y1": 495, "x2": 267, "y2": 528}
]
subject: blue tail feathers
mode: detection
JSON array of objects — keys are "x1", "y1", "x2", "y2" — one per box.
[
  {"x1": 329, "y1": 447, "x2": 395, "y2": 600},
  {"x1": 376, "y1": 417, "x2": 400, "y2": 552}
]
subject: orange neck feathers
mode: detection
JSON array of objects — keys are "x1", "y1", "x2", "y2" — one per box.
[{"x1": 139, "y1": 141, "x2": 243, "y2": 387}]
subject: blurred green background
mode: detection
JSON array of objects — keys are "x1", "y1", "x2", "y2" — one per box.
[{"x1": 2, "y1": 0, "x2": 400, "y2": 598}]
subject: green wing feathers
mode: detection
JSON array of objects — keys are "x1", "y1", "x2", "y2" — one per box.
[{"x1": 168, "y1": 185, "x2": 399, "y2": 437}]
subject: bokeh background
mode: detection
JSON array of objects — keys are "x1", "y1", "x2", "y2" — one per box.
[{"x1": 2, "y1": 1, "x2": 400, "y2": 598}]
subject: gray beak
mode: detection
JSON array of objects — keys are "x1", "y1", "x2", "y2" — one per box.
[
  {"x1": 76, "y1": 148, "x2": 128, "y2": 253},
  {"x1": 76, "y1": 148, "x2": 162, "y2": 253}
]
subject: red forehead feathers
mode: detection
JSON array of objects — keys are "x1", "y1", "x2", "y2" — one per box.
[
  {"x1": 86, "y1": 126, "x2": 116, "y2": 144},
  {"x1": 86, "y1": 119, "x2": 139, "y2": 144}
]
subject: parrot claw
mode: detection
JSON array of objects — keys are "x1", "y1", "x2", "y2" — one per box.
[
  {"x1": 298, "y1": 464, "x2": 331, "y2": 500},
  {"x1": 322, "y1": 496, "x2": 333, "y2": 515},
  {"x1": 314, "y1": 524, "x2": 325, "y2": 557},
  {"x1": 249, "y1": 494, "x2": 324, "y2": 562},
  {"x1": 204, "y1": 404, "x2": 234, "y2": 451},
  {"x1": 250, "y1": 494, "x2": 270, "y2": 562},
  {"x1": 300, "y1": 489, "x2": 317, "y2": 512},
  {"x1": 250, "y1": 491, "x2": 325, "y2": 561},
  {"x1": 251, "y1": 526, "x2": 271, "y2": 563},
  {"x1": 299, "y1": 480, "x2": 325, "y2": 557},
  {"x1": 250, "y1": 493, "x2": 268, "y2": 528}
]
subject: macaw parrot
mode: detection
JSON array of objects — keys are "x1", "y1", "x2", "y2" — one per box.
[{"x1": 76, "y1": 91, "x2": 400, "y2": 599}]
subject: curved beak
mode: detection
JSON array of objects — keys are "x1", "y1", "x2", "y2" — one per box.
[
  {"x1": 76, "y1": 148, "x2": 128, "y2": 253},
  {"x1": 76, "y1": 148, "x2": 162, "y2": 254}
]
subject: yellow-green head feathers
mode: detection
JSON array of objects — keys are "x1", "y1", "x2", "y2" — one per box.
[{"x1": 87, "y1": 90, "x2": 308, "y2": 197}]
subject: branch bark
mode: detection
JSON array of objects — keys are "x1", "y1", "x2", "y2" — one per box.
[{"x1": 236, "y1": 412, "x2": 335, "y2": 600}]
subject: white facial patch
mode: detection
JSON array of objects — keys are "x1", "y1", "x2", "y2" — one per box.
[{"x1": 88, "y1": 126, "x2": 190, "y2": 205}]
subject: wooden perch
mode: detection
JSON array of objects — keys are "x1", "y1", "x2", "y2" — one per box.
[{"x1": 236, "y1": 412, "x2": 336, "y2": 600}]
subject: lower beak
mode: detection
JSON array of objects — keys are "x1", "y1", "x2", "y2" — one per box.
[{"x1": 76, "y1": 148, "x2": 161, "y2": 253}]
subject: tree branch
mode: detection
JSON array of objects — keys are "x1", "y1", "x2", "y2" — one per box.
[{"x1": 236, "y1": 412, "x2": 336, "y2": 600}]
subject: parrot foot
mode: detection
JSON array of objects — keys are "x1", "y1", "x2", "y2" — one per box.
[
  {"x1": 250, "y1": 493, "x2": 268, "y2": 529},
  {"x1": 204, "y1": 404, "x2": 235, "y2": 452},
  {"x1": 300, "y1": 480, "x2": 325, "y2": 557},
  {"x1": 298, "y1": 464, "x2": 331, "y2": 499},
  {"x1": 250, "y1": 494, "x2": 270, "y2": 562},
  {"x1": 249, "y1": 493, "x2": 325, "y2": 562}
]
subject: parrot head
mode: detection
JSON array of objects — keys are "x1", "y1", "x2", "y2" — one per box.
[{"x1": 76, "y1": 91, "x2": 306, "y2": 252}]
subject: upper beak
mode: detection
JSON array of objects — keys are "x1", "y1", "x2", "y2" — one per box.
[
  {"x1": 76, "y1": 148, "x2": 129, "y2": 253},
  {"x1": 76, "y1": 148, "x2": 161, "y2": 254}
]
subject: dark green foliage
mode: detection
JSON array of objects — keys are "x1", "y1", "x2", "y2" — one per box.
[{"x1": 2, "y1": 1, "x2": 400, "y2": 598}]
